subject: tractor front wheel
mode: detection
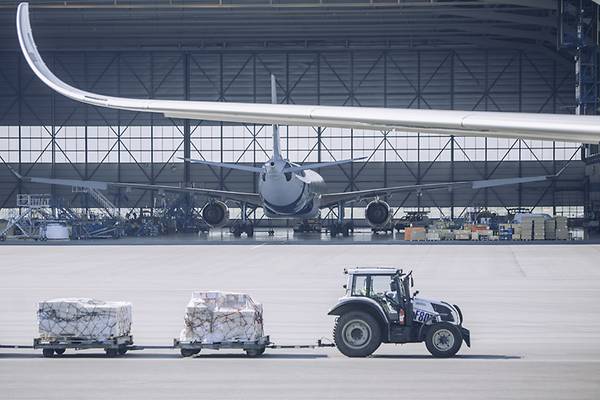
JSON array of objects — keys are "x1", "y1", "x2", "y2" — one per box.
[
  {"x1": 333, "y1": 311, "x2": 381, "y2": 357},
  {"x1": 425, "y1": 322, "x2": 463, "y2": 358}
]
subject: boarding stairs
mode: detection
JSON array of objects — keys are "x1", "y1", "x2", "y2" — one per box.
[{"x1": 72, "y1": 187, "x2": 121, "y2": 220}]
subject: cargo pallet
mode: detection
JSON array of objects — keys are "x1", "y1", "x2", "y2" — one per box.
[{"x1": 33, "y1": 335, "x2": 134, "y2": 357}]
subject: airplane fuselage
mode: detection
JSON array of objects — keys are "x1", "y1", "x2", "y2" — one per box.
[{"x1": 258, "y1": 159, "x2": 326, "y2": 219}]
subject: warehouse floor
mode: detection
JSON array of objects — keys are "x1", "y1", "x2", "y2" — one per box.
[{"x1": 1, "y1": 244, "x2": 599, "y2": 399}]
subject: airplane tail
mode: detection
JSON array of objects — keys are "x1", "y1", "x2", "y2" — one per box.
[{"x1": 270, "y1": 74, "x2": 283, "y2": 161}]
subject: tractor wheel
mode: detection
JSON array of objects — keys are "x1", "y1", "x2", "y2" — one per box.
[
  {"x1": 54, "y1": 348, "x2": 65, "y2": 356},
  {"x1": 425, "y1": 322, "x2": 463, "y2": 358},
  {"x1": 245, "y1": 225, "x2": 254, "y2": 238},
  {"x1": 333, "y1": 311, "x2": 381, "y2": 357}
]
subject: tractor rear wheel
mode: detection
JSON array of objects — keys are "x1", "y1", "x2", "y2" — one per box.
[
  {"x1": 425, "y1": 322, "x2": 463, "y2": 358},
  {"x1": 333, "y1": 311, "x2": 381, "y2": 357}
]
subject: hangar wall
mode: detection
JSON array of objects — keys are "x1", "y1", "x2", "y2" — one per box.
[{"x1": 0, "y1": 30, "x2": 586, "y2": 216}]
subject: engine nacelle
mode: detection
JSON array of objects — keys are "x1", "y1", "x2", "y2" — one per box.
[
  {"x1": 201, "y1": 201, "x2": 229, "y2": 228},
  {"x1": 365, "y1": 200, "x2": 393, "y2": 229}
]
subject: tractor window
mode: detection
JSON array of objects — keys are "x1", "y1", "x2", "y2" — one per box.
[
  {"x1": 351, "y1": 275, "x2": 368, "y2": 296},
  {"x1": 371, "y1": 276, "x2": 391, "y2": 298}
]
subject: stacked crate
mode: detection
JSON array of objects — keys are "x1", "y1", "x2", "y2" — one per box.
[
  {"x1": 545, "y1": 216, "x2": 569, "y2": 240},
  {"x1": 520, "y1": 218, "x2": 533, "y2": 240},
  {"x1": 511, "y1": 224, "x2": 522, "y2": 240},
  {"x1": 404, "y1": 227, "x2": 426, "y2": 241},
  {"x1": 532, "y1": 216, "x2": 545, "y2": 240},
  {"x1": 499, "y1": 224, "x2": 513, "y2": 241},
  {"x1": 454, "y1": 229, "x2": 471, "y2": 240},
  {"x1": 426, "y1": 231, "x2": 440, "y2": 241},
  {"x1": 555, "y1": 216, "x2": 569, "y2": 240}
]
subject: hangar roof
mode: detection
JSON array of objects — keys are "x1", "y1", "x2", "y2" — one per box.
[{"x1": 0, "y1": 0, "x2": 563, "y2": 52}]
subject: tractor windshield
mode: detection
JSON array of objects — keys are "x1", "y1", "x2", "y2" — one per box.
[{"x1": 351, "y1": 274, "x2": 405, "y2": 302}]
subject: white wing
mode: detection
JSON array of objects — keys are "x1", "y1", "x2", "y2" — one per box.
[{"x1": 16, "y1": 3, "x2": 600, "y2": 144}]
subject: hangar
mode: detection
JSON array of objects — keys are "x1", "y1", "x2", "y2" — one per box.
[
  {"x1": 3, "y1": 3, "x2": 600, "y2": 399},
  {"x1": 0, "y1": 0, "x2": 599, "y2": 238}
]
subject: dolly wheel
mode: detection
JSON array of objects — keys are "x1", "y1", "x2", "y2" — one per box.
[
  {"x1": 54, "y1": 348, "x2": 65, "y2": 356},
  {"x1": 105, "y1": 348, "x2": 119, "y2": 358},
  {"x1": 245, "y1": 347, "x2": 266, "y2": 357},
  {"x1": 118, "y1": 346, "x2": 128, "y2": 355},
  {"x1": 42, "y1": 348, "x2": 54, "y2": 358},
  {"x1": 180, "y1": 348, "x2": 200, "y2": 357}
]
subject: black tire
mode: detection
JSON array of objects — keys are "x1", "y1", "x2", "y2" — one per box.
[
  {"x1": 54, "y1": 348, "x2": 65, "y2": 356},
  {"x1": 245, "y1": 347, "x2": 265, "y2": 357},
  {"x1": 118, "y1": 346, "x2": 128, "y2": 355},
  {"x1": 42, "y1": 348, "x2": 54, "y2": 358},
  {"x1": 330, "y1": 225, "x2": 338, "y2": 237},
  {"x1": 342, "y1": 226, "x2": 350, "y2": 237},
  {"x1": 246, "y1": 225, "x2": 254, "y2": 238},
  {"x1": 180, "y1": 348, "x2": 200, "y2": 358},
  {"x1": 333, "y1": 311, "x2": 382, "y2": 357},
  {"x1": 425, "y1": 322, "x2": 463, "y2": 358},
  {"x1": 105, "y1": 348, "x2": 119, "y2": 358}
]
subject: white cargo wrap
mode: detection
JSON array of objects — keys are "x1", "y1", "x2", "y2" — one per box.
[
  {"x1": 179, "y1": 291, "x2": 264, "y2": 343},
  {"x1": 38, "y1": 298, "x2": 132, "y2": 340}
]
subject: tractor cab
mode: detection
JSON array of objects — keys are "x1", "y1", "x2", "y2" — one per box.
[{"x1": 345, "y1": 268, "x2": 413, "y2": 325}]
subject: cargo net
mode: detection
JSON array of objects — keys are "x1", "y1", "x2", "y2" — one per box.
[
  {"x1": 180, "y1": 291, "x2": 264, "y2": 343},
  {"x1": 38, "y1": 298, "x2": 132, "y2": 341}
]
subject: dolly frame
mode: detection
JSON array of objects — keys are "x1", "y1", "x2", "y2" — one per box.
[{"x1": 33, "y1": 335, "x2": 134, "y2": 357}]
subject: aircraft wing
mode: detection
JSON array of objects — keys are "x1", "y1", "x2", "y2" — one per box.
[
  {"x1": 6, "y1": 165, "x2": 261, "y2": 205},
  {"x1": 16, "y1": 3, "x2": 600, "y2": 144},
  {"x1": 319, "y1": 174, "x2": 557, "y2": 208}
]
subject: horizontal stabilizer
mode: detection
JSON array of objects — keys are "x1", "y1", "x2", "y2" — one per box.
[
  {"x1": 283, "y1": 157, "x2": 367, "y2": 173},
  {"x1": 181, "y1": 158, "x2": 263, "y2": 173}
]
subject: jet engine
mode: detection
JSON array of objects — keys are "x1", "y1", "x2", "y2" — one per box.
[
  {"x1": 365, "y1": 200, "x2": 393, "y2": 229},
  {"x1": 201, "y1": 201, "x2": 229, "y2": 227}
]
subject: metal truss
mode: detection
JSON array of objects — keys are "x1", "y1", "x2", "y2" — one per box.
[{"x1": 0, "y1": 45, "x2": 585, "y2": 216}]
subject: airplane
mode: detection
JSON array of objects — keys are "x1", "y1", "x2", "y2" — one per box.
[{"x1": 9, "y1": 3, "x2": 600, "y2": 237}]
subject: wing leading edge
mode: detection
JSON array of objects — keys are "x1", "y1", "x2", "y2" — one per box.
[
  {"x1": 319, "y1": 174, "x2": 559, "y2": 208},
  {"x1": 16, "y1": 3, "x2": 600, "y2": 144},
  {"x1": 6, "y1": 165, "x2": 261, "y2": 205}
]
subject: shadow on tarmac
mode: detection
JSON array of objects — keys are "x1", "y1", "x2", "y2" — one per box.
[
  {"x1": 373, "y1": 354, "x2": 521, "y2": 360},
  {"x1": 0, "y1": 352, "x2": 329, "y2": 360},
  {"x1": 1, "y1": 352, "x2": 519, "y2": 360}
]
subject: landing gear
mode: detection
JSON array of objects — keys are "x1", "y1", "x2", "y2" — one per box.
[
  {"x1": 230, "y1": 202, "x2": 254, "y2": 238},
  {"x1": 329, "y1": 221, "x2": 354, "y2": 237},
  {"x1": 231, "y1": 222, "x2": 254, "y2": 238},
  {"x1": 329, "y1": 202, "x2": 354, "y2": 237},
  {"x1": 293, "y1": 219, "x2": 322, "y2": 233}
]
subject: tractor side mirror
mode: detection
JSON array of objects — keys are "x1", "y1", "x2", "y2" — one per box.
[
  {"x1": 412, "y1": 290, "x2": 419, "y2": 298},
  {"x1": 342, "y1": 284, "x2": 347, "y2": 290},
  {"x1": 411, "y1": 276, "x2": 414, "y2": 287}
]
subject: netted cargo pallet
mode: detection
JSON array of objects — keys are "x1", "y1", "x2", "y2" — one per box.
[{"x1": 33, "y1": 335, "x2": 133, "y2": 358}]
